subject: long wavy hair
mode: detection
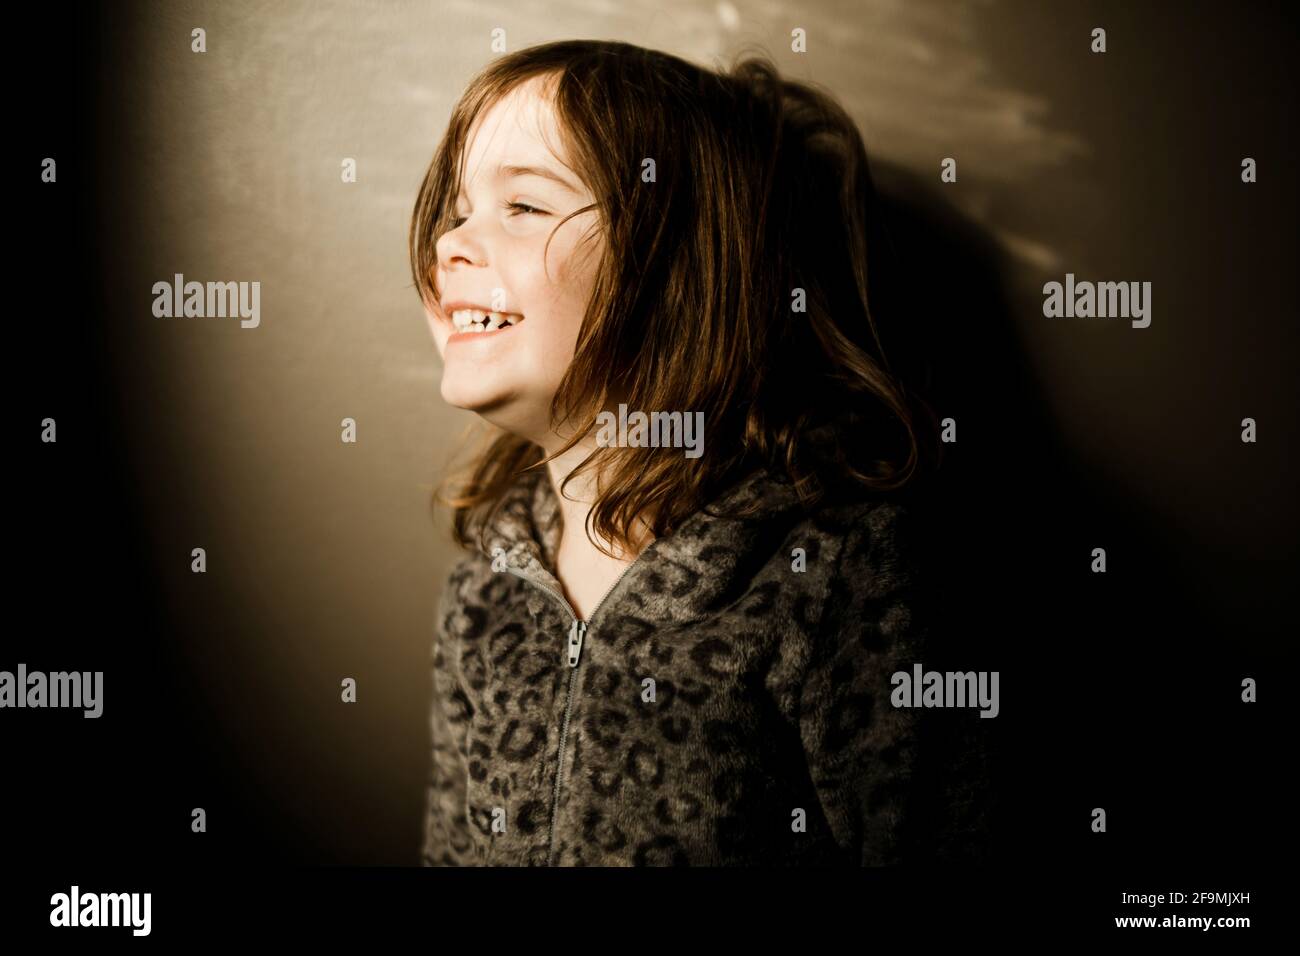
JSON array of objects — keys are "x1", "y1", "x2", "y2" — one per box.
[{"x1": 410, "y1": 39, "x2": 942, "y2": 558}]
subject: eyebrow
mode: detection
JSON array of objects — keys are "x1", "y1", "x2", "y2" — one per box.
[{"x1": 456, "y1": 162, "x2": 581, "y2": 199}]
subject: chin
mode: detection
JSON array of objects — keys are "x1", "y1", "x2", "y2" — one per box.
[
  {"x1": 442, "y1": 390, "x2": 549, "y2": 442},
  {"x1": 440, "y1": 377, "x2": 509, "y2": 414}
]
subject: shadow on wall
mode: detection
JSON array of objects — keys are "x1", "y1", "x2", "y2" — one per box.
[{"x1": 865, "y1": 160, "x2": 1221, "y2": 866}]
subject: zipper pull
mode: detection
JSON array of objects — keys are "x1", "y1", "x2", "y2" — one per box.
[{"x1": 567, "y1": 620, "x2": 587, "y2": 667}]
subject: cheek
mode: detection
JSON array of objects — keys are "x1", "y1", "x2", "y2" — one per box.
[
  {"x1": 499, "y1": 228, "x2": 603, "y2": 381},
  {"x1": 533, "y1": 324, "x2": 581, "y2": 373},
  {"x1": 528, "y1": 232, "x2": 601, "y2": 332},
  {"x1": 424, "y1": 308, "x2": 448, "y2": 358}
]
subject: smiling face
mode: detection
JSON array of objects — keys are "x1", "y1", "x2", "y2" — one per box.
[{"x1": 424, "y1": 75, "x2": 605, "y2": 444}]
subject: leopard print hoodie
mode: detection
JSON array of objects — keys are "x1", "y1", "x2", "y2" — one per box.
[{"x1": 421, "y1": 455, "x2": 940, "y2": 867}]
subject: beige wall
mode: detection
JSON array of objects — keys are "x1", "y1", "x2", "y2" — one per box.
[{"x1": 90, "y1": 0, "x2": 1296, "y2": 861}]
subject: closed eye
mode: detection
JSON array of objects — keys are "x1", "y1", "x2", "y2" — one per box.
[
  {"x1": 503, "y1": 201, "x2": 548, "y2": 216},
  {"x1": 448, "y1": 202, "x2": 549, "y2": 230}
]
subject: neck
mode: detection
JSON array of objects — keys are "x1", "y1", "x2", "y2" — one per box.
[{"x1": 540, "y1": 437, "x2": 652, "y2": 561}]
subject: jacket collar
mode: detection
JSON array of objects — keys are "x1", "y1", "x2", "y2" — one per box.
[{"x1": 473, "y1": 458, "x2": 814, "y2": 628}]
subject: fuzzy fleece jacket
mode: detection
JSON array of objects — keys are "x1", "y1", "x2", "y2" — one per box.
[{"x1": 421, "y1": 454, "x2": 970, "y2": 867}]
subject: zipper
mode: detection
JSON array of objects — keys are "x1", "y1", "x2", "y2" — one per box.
[{"x1": 501, "y1": 557, "x2": 641, "y2": 866}]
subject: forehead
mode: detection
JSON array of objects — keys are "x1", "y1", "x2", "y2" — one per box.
[{"x1": 457, "y1": 77, "x2": 578, "y2": 197}]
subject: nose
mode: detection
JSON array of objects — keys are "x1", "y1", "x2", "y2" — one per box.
[{"x1": 435, "y1": 215, "x2": 487, "y2": 271}]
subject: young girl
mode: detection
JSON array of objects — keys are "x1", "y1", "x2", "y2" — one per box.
[{"x1": 410, "y1": 39, "x2": 945, "y2": 866}]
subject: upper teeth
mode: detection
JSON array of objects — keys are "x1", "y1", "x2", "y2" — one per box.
[{"x1": 450, "y1": 308, "x2": 521, "y2": 332}]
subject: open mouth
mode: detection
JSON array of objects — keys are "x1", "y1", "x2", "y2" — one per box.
[{"x1": 449, "y1": 308, "x2": 524, "y2": 334}]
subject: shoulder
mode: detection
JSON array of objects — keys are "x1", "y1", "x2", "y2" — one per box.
[
  {"x1": 802, "y1": 493, "x2": 930, "y2": 649},
  {"x1": 838, "y1": 499, "x2": 916, "y2": 573},
  {"x1": 433, "y1": 549, "x2": 494, "y2": 641},
  {"x1": 800, "y1": 490, "x2": 918, "y2": 575},
  {"x1": 440, "y1": 549, "x2": 491, "y2": 600},
  {"x1": 736, "y1": 471, "x2": 924, "y2": 612}
]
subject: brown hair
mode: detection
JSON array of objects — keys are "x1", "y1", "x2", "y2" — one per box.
[{"x1": 409, "y1": 39, "x2": 942, "y2": 558}]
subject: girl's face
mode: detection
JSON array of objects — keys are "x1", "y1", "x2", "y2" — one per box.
[{"x1": 425, "y1": 77, "x2": 604, "y2": 443}]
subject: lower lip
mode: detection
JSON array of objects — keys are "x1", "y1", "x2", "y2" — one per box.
[{"x1": 446, "y1": 319, "x2": 522, "y2": 345}]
